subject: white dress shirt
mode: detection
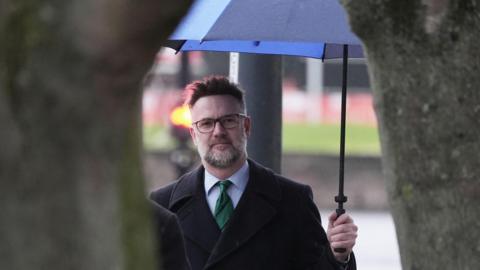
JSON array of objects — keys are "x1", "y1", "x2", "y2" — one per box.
[{"x1": 204, "y1": 161, "x2": 249, "y2": 214}]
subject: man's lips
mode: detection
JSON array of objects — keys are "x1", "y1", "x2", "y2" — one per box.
[{"x1": 210, "y1": 142, "x2": 231, "y2": 149}]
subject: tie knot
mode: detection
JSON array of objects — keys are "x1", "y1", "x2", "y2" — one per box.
[{"x1": 218, "y1": 180, "x2": 232, "y2": 192}]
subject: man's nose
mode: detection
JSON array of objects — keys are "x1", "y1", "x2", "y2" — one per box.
[{"x1": 212, "y1": 120, "x2": 227, "y2": 135}]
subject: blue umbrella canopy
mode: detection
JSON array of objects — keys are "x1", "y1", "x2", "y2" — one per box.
[{"x1": 167, "y1": 0, "x2": 363, "y2": 59}]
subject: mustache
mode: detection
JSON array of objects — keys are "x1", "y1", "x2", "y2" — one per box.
[{"x1": 209, "y1": 138, "x2": 232, "y2": 146}]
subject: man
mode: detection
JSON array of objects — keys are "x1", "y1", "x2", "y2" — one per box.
[{"x1": 151, "y1": 76, "x2": 358, "y2": 270}]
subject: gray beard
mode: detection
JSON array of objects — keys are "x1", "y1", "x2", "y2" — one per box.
[{"x1": 204, "y1": 145, "x2": 242, "y2": 168}]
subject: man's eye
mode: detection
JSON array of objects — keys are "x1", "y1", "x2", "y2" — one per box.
[
  {"x1": 222, "y1": 117, "x2": 236, "y2": 124},
  {"x1": 199, "y1": 120, "x2": 213, "y2": 128}
]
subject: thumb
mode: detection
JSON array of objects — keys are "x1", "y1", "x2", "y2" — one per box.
[{"x1": 328, "y1": 211, "x2": 338, "y2": 230}]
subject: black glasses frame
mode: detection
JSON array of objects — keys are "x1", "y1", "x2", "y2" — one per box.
[{"x1": 192, "y1": 113, "x2": 247, "y2": 133}]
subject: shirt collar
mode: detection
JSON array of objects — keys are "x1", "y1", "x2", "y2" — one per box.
[{"x1": 204, "y1": 161, "x2": 249, "y2": 194}]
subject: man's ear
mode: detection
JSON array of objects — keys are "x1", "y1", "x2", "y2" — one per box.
[
  {"x1": 189, "y1": 127, "x2": 197, "y2": 145},
  {"x1": 244, "y1": 116, "x2": 251, "y2": 136}
]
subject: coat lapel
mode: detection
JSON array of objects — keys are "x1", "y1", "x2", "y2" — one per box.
[
  {"x1": 170, "y1": 167, "x2": 221, "y2": 254},
  {"x1": 205, "y1": 160, "x2": 282, "y2": 269}
]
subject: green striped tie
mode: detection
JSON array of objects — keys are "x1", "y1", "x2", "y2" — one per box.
[{"x1": 214, "y1": 180, "x2": 234, "y2": 230}]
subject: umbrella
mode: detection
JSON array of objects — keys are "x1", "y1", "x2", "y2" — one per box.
[
  {"x1": 167, "y1": 0, "x2": 363, "y2": 59},
  {"x1": 165, "y1": 0, "x2": 364, "y2": 251}
]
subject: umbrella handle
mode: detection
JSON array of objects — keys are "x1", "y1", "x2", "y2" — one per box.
[{"x1": 333, "y1": 208, "x2": 347, "y2": 253}]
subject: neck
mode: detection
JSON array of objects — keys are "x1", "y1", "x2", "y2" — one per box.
[{"x1": 204, "y1": 157, "x2": 247, "y2": 180}]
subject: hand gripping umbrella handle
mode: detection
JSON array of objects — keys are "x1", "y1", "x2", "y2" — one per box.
[{"x1": 333, "y1": 204, "x2": 347, "y2": 253}]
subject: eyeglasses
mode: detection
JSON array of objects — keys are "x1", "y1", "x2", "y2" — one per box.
[{"x1": 192, "y1": 113, "x2": 247, "y2": 133}]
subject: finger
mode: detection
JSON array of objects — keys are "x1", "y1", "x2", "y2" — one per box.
[
  {"x1": 330, "y1": 226, "x2": 357, "y2": 238},
  {"x1": 331, "y1": 221, "x2": 357, "y2": 232},
  {"x1": 330, "y1": 231, "x2": 358, "y2": 243},
  {"x1": 329, "y1": 211, "x2": 338, "y2": 222},
  {"x1": 329, "y1": 224, "x2": 358, "y2": 237},
  {"x1": 333, "y1": 214, "x2": 353, "y2": 227},
  {"x1": 328, "y1": 212, "x2": 338, "y2": 229},
  {"x1": 330, "y1": 226, "x2": 358, "y2": 237},
  {"x1": 331, "y1": 238, "x2": 356, "y2": 248},
  {"x1": 331, "y1": 237, "x2": 356, "y2": 247},
  {"x1": 330, "y1": 240, "x2": 354, "y2": 253}
]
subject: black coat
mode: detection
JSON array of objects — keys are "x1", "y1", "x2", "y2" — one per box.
[
  {"x1": 151, "y1": 160, "x2": 356, "y2": 270},
  {"x1": 152, "y1": 202, "x2": 191, "y2": 270}
]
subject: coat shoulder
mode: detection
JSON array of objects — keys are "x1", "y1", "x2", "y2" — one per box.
[
  {"x1": 268, "y1": 168, "x2": 313, "y2": 201},
  {"x1": 149, "y1": 168, "x2": 201, "y2": 208},
  {"x1": 150, "y1": 181, "x2": 177, "y2": 208},
  {"x1": 249, "y1": 159, "x2": 313, "y2": 202},
  {"x1": 275, "y1": 173, "x2": 311, "y2": 193}
]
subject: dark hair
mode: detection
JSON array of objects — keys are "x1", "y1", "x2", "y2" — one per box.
[{"x1": 184, "y1": 76, "x2": 245, "y2": 110}]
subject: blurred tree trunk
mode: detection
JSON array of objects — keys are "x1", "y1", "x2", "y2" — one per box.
[
  {"x1": 343, "y1": 0, "x2": 480, "y2": 269},
  {"x1": 0, "y1": 0, "x2": 190, "y2": 269}
]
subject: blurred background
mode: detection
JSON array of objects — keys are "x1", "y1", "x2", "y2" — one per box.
[{"x1": 142, "y1": 48, "x2": 401, "y2": 270}]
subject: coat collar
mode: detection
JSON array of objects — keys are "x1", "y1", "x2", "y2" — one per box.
[
  {"x1": 244, "y1": 159, "x2": 282, "y2": 201},
  {"x1": 168, "y1": 166, "x2": 222, "y2": 254},
  {"x1": 169, "y1": 159, "x2": 281, "y2": 208},
  {"x1": 168, "y1": 165, "x2": 203, "y2": 209}
]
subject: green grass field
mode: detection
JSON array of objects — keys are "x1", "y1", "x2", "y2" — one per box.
[
  {"x1": 282, "y1": 123, "x2": 380, "y2": 155},
  {"x1": 144, "y1": 123, "x2": 380, "y2": 155}
]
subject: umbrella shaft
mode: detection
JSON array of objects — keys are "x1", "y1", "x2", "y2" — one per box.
[{"x1": 338, "y1": 45, "x2": 348, "y2": 197}]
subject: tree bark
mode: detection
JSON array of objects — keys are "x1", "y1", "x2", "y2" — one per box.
[
  {"x1": 0, "y1": 0, "x2": 190, "y2": 269},
  {"x1": 342, "y1": 0, "x2": 480, "y2": 269}
]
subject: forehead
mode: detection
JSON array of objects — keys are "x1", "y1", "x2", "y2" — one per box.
[{"x1": 190, "y1": 95, "x2": 243, "y2": 120}]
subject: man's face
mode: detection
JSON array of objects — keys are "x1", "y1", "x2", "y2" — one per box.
[{"x1": 189, "y1": 95, "x2": 250, "y2": 169}]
